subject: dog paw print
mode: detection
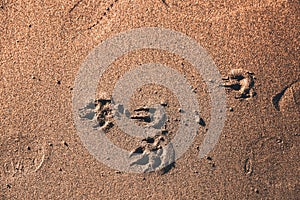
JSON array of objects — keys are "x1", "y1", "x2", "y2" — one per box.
[
  {"x1": 79, "y1": 99, "x2": 114, "y2": 132},
  {"x1": 222, "y1": 68, "x2": 256, "y2": 99},
  {"x1": 129, "y1": 134, "x2": 175, "y2": 174},
  {"x1": 94, "y1": 99, "x2": 114, "y2": 131}
]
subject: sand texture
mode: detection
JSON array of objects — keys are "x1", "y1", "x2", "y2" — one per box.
[{"x1": 0, "y1": 0, "x2": 299, "y2": 199}]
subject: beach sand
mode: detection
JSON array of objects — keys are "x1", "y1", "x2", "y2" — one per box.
[{"x1": 0, "y1": 0, "x2": 299, "y2": 199}]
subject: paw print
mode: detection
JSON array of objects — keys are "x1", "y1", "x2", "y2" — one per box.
[{"x1": 222, "y1": 68, "x2": 256, "y2": 99}]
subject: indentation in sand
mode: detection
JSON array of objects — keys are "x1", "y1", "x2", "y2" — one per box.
[
  {"x1": 129, "y1": 134, "x2": 175, "y2": 174},
  {"x1": 1, "y1": 134, "x2": 52, "y2": 179},
  {"x1": 94, "y1": 99, "x2": 114, "y2": 131},
  {"x1": 222, "y1": 68, "x2": 256, "y2": 99},
  {"x1": 272, "y1": 81, "x2": 300, "y2": 117},
  {"x1": 125, "y1": 104, "x2": 175, "y2": 174},
  {"x1": 243, "y1": 136, "x2": 289, "y2": 176}
]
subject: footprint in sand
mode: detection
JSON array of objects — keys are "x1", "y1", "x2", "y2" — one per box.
[
  {"x1": 79, "y1": 99, "x2": 114, "y2": 132},
  {"x1": 129, "y1": 134, "x2": 175, "y2": 174},
  {"x1": 0, "y1": 134, "x2": 51, "y2": 179},
  {"x1": 272, "y1": 80, "x2": 300, "y2": 118},
  {"x1": 222, "y1": 68, "x2": 256, "y2": 99},
  {"x1": 129, "y1": 106, "x2": 175, "y2": 174}
]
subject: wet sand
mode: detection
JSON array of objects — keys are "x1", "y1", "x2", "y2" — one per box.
[{"x1": 0, "y1": 0, "x2": 299, "y2": 199}]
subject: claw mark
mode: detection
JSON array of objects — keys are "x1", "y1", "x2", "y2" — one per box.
[
  {"x1": 131, "y1": 106, "x2": 152, "y2": 123},
  {"x1": 131, "y1": 107, "x2": 152, "y2": 122},
  {"x1": 130, "y1": 105, "x2": 167, "y2": 129}
]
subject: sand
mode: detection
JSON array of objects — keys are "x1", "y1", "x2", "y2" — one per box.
[{"x1": 0, "y1": 0, "x2": 299, "y2": 199}]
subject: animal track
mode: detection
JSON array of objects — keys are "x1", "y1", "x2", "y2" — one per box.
[
  {"x1": 130, "y1": 134, "x2": 175, "y2": 174},
  {"x1": 129, "y1": 104, "x2": 174, "y2": 174},
  {"x1": 131, "y1": 135, "x2": 167, "y2": 155},
  {"x1": 65, "y1": 0, "x2": 119, "y2": 32},
  {"x1": 222, "y1": 68, "x2": 256, "y2": 99},
  {"x1": 130, "y1": 107, "x2": 153, "y2": 123},
  {"x1": 79, "y1": 99, "x2": 114, "y2": 132},
  {"x1": 243, "y1": 136, "x2": 292, "y2": 176},
  {"x1": 130, "y1": 105, "x2": 167, "y2": 129},
  {"x1": 0, "y1": 135, "x2": 52, "y2": 178},
  {"x1": 94, "y1": 99, "x2": 114, "y2": 131},
  {"x1": 79, "y1": 101, "x2": 173, "y2": 173}
]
